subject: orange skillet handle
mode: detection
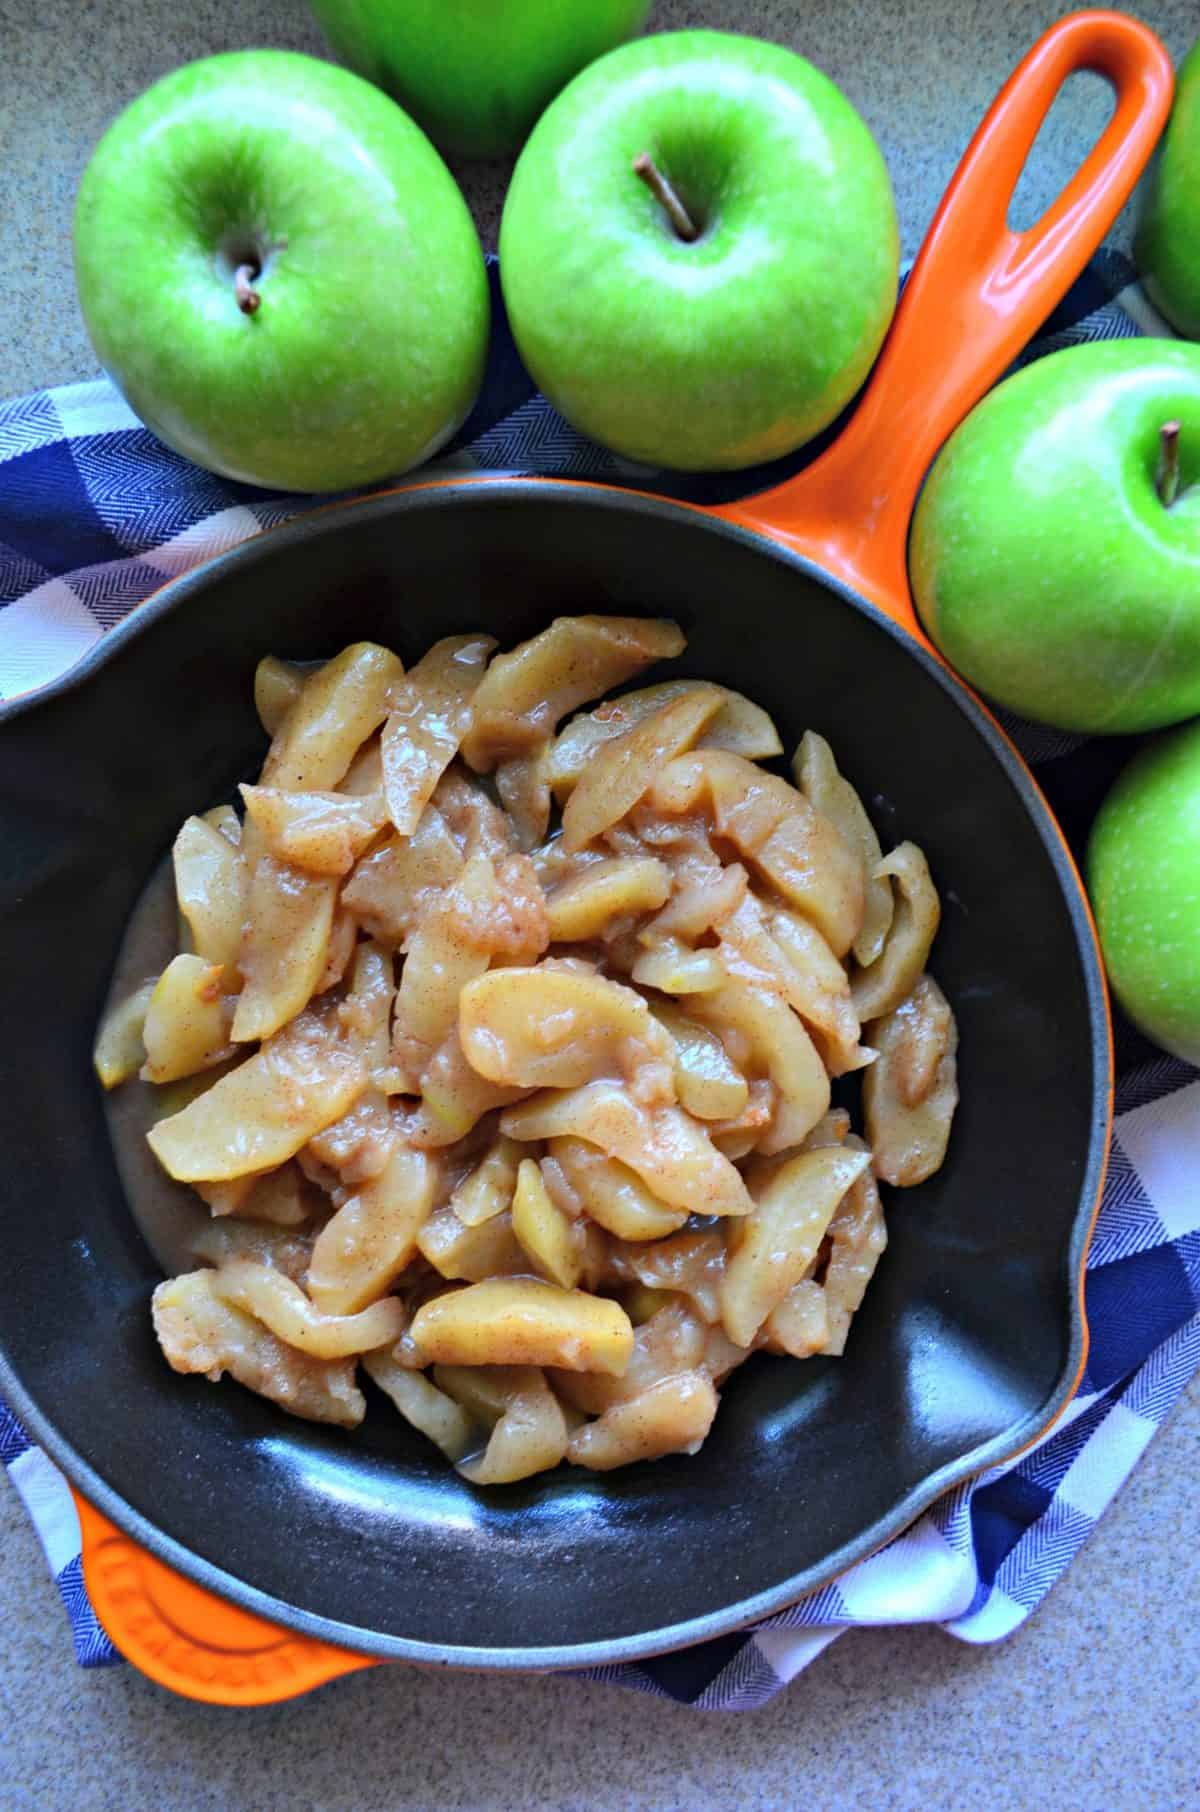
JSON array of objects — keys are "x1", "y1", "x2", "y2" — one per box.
[
  {"x1": 715, "y1": 10, "x2": 1174, "y2": 636},
  {"x1": 73, "y1": 1490, "x2": 376, "y2": 1704}
]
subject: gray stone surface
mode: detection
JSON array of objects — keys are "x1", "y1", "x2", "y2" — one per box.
[
  {"x1": 1, "y1": 1385, "x2": 1197, "y2": 1810},
  {"x1": 4, "y1": 0, "x2": 1198, "y2": 397},
  {"x1": 2, "y1": 1, "x2": 1199, "y2": 1806}
]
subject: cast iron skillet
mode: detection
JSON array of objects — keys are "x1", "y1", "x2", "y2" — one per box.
[{"x1": 0, "y1": 15, "x2": 1171, "y2": 1702}]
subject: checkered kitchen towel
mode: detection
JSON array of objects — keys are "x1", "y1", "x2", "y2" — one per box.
[{"x1": 1, "y1": 253, "x2": 1197, "y2": 1708}]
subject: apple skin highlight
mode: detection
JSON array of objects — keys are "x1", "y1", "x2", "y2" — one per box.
[
  {"x1": 1089, "y1": 719, "x2": 1200, "y2": 1065},
  {"x1": 73, "y1": 50, "x2": 490, "y2": 493},
  {"x1": 1136, "y1": 37, "x2": 1200, "y2": 340},
  {"x1": 307, "y1": 0, "x2": 653, "y2": 161},
  {"x1": 910, "y1": 339, "x2": 1200, "y2": 734},
  {"x1": 499, "y1": 30, "x2": 900, "y2": 473}
]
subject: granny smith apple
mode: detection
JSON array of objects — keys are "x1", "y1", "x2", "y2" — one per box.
[
  {"x1": 1136, "y1": 38, "x2": 1200, "y2": 339},
  {"x1": 910, "y1": 340, "x2": 1200, "y2": 732},
  {"x1": 308, "y1": 0, "x2": 652, "y2": 160},
  {"x1": 498, "y1": 30, "x2": 899, "y2": 471},
  {"x1": 1088, "y1": 720, "x2": 1200, "y2": 1063},
  {"x1": 73, "y1": 50, "x2": 489, "y2": 492}
]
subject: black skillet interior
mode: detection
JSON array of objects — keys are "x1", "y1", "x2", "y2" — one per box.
[{"x1": 0, "y1": 481, "x2": 1108, "y2": 1665}]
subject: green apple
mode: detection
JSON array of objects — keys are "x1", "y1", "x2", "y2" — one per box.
[
  {"x1": 73, "y1": 50, "x2": 489, "y2": 492},
  {"x1": 498, "y1": 30, "x2": 899, "y2": 471},
  {"x1": 910, "y1": 340, "x2": 1200, "y2": 733},
  {"x1": 1088, "y1": 720, "x2": 1200, "y2": 1063},
  {"x1": 308, "y1": 0, "x2": 652, "y2": 160},
  {"x1": 1135, "y1": 38, "x2": 1200, "y2": 339}
]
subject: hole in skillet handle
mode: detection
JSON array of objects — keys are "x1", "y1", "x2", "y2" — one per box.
[{"x1": 1007, "y1": 68, "x2": 1116, "y2": 235}]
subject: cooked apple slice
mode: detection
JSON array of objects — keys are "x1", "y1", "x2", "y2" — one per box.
[
  {"x1": 689, "y1": 975, "x2": 830, "y2": 1154},
  {"x1": 308, "y1": 1146, "x2": 440, "y2": 1316},
  {"x1": 381, "y1": 634, "x2": 496, "y2": 835},
  {"x1": 200, "y1": 801, "x2": 242, "y2": 845},
  {"x1": 502, "y1": 1081, "x2": 752, "y2": 1217},
  {"x1": 549, "y1": 1137, "x2": 688, "y2": 1240},
  {"x1": 336, "y1": 939, "x2": 394, "y2": 1078},
  {"x1": 432, "y1": 1363, "x2": 514, "y2": 1424},
  {"x1": 449, "y1": 1136, "x2": 523, "y2": 1226},
  {"x1": 324, "y1": 913, "x2": 363, "y2": 1005},
  {"x1": 433, "y1": 766, "x2": 515, "y2": 859},
  {"x1": 140, "y1": 953, "x2": 235, "y2": 1084},
  {"x1": 337, "y1": 735, "x2": 383, "y2": 798},
  {"x1": 146, "y1": 1007, "x2": 366, "y2": 1182},
  {"x1": 709, "y1": 756, "x2": 865, "y2": 958},
  {"x1": 863, "y1": 973, "x2": 958, "y2": 1186},
  {"x1": 630, "y1": 939, "x2": 725, "y2": 995},
  {"x1": 551, "y1": 1300, "x2": 710, "y2": 1414},
  {"x1": 767, "y1": 906, "x2": 870, "y2": 1074},
  {"x1": 763, "y1": 1279, "x2": 830, "y2": 1358},
  {"x1": 153, "y1": 1270, "x2": 364, "y2": 1427},
  {"x1": 496, "y1": 748, "x2": 552, "y2": 852},
  {"x1": 191, "y1": 1168, "x2": 256, "y2": 1218},
  {"x1": 649, "y1": 1001, "x2": 748, "y2": 1121},
  {"x1": 719, "y1": 894, "x2": 870, "y2": 1078},
  {"x1": 794, "y1": 730, "x2": 893, "y2": 967},
  {"x1": 707, "y1": 1079, "x2": 777, "y2": 1161},
  {"x1": 341, "y1": 806, "x2": 463, "y2": 944},
  {"x1": 417, "y1": 1206, "x2": 526, "y2": 1281},
  {"x1": 408, "y1": 1033, "x2": 526, "y2": 1147},
  {"x1": 545, "y1": 856, "x2": 671, "y2": 942},
  {"x1": 173, "y1": 813, "x2": 247, "y2": 977},
  {"x1": 253, "y1": 655, "x2": 307, "y2": 737},
  {"x1": 851, "y1": 844, "x2": 942, "y2": 1024},
  {"x1": 547, "y1": 680, "x2": 783, "y2": 798},
  {"x1": 232, "y1": 854, "x2": 338, "y2": 1043},
  {"x1": 459, "y1": 965, "x2": 674, "y2": 1092},
  {"x1": 362, "y1": 1353, "x2": 476, "y2": 1463},
  {"x1": 511, "y1": 1158, "x2": 583, "y2": 1288},
  {"x1": 720, "y1": 1145, "x2": 871, "y2": 1347},
  {"x1": 818, "y1": 1140, "x2": 888, "y2": 1355},
  {"x1": 608, "y1": 1227, "x2": 727, "y2": 1325},
  {"x1": 566, "y1": 1371, "x2": 718, "y2": 1471},
  {"x1": 642, "y1": 844, "x2": 746, "y2": 945},
  {"x1": 455, "y1": 1368, "x2": 569, "y2": 1486},
  {"x1": 560, "y1": 686, "x2": 724, "y2": 854},
  {"x1": 393, "y1": 849, "x2": 502, "y2": 1060},
  {"x1": 210, "y1": 1260, "x2": 404, "y2": 1357},
  {"x1": 198, "y1": 1161, "x2": 313, "y2": 1229},
  {"x1": 261, "y1": 641, "x2": 404, "y2": 791},
  {"x1": 410, "y1": 1276, "x2": 635, "y2": 1375},
  {"x1": 461, "y1": 615, "x2": 685, "y2": 771},
  {"x1": 649, "y1": 751, "x2": 864, "y2": 956},
  {"x1": 239, "y1": 784, "x2": 386, "y2": 876},
  {"x1": 147, "y1": 1056, "x2": 243, "y2": 1127},
  {"x1": 93, "y1": 979, "x2": 156, "y2": 1089},
  {"x1": 303, "y1": 1086, "x2": 398, "y2": 1183}
]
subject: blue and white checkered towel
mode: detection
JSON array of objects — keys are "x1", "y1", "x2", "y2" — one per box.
[{"x1": 2, "y1": 253, "x2": 1197, "y2": 1709}]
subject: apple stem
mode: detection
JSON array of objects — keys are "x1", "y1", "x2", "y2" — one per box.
[
  {"x1": 1156, "y1": 420, "x2": 1181, "y2": 508},
  {"x1": 632, "y1": 153, "x2": 698, "y2": 243},
  {"x1": 234, "y1": 263, "x2": 262, "y2": 317}
]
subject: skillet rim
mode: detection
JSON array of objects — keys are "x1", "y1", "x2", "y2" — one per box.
[{"x1": 0, "y1": 474, "x2": 1112, "y2": 1669}]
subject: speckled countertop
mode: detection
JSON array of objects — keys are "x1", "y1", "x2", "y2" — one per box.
[{"x1": 2, "y1": 3, "x2": 1198, "y2": 1807}]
